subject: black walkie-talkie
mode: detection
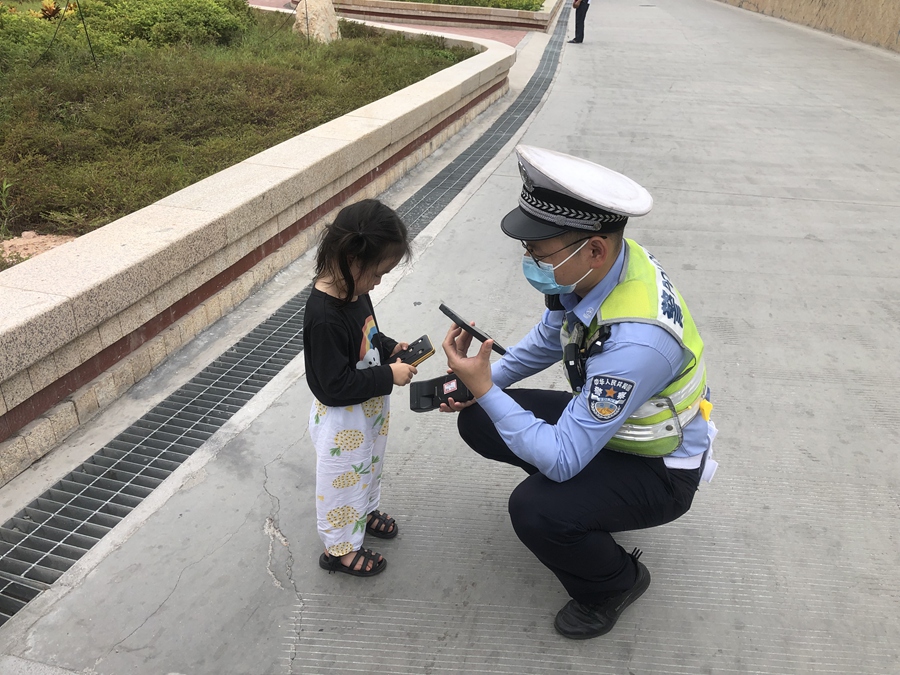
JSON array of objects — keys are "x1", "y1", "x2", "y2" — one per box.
[
  {"x1": 564, "y1": 325, "x2": 612, "y2": 392},
  {"x1": 564, "y1": 342, "x2": 586, "y2": 392},
  {"x1": 545, "y1": 294, "x2": 565, "y2": 311}
]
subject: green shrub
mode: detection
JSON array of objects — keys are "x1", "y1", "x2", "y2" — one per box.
[
  {"x1": 0, "y1": 0, "x2": 256, "y2": 61},
  {"x1": 0, "y1": 5, "x2": 57, "y2": 59},
  {"x1": 0, "y1": 178, "x2": 14, "y2": 238},
  {"x1": 105, "y1": 0, "x2": 254, "y2": 47},
  {"x1": 0, "y1": 12, "x2": 476, "y2": 235}
]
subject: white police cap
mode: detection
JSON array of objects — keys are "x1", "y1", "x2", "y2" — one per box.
[{"x1": 501, "y1": 145, "x2": 653, "y2": 240}]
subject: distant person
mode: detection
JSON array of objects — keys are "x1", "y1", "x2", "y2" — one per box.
[
  {"x1": 303, "y1": 200, "x2": 417, "y2": 576},
  {"x1": 569, "y1": 0, "x2": 590, "y2": 44},
  {"x1": 440, "y1": 145, "x2": 718, "y2": 638}
]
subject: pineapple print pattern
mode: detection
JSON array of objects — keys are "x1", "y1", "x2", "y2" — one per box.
[
  {"x1": 362, "y1": 397, "x2": 383, "y2": 418},
  {"x1": 332, "y1": 462, "x2": 370, "y2": 489},
  {"x1": 327, "y1": 505, "x2": 362, "y2": 528},
  {"x1": 328, "y1": 541, "x2": 353, "y2": 557},
  {"x1": 330, "y1": 429, "x2": 364, "y2": 456},
  {"x1": 364, "y1": 396, "x2": 387, "y2": 430},
  {"x1": 372, "y1": 455, "x2": 383, "y2": 483},
  {"x1": 379, "y1": 412, "x2": 390, "y2": 436},
  {"x1": 326, "y1": 505, "x2": 367, "y2": 535},
  {"x1": 310, "y1": 392, "x2": 390, "y2": 554}
]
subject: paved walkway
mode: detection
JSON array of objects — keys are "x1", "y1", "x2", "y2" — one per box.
[
  {"x1": 2, "y1": 0, "x2": 900, "y2": 673},
  {"x1": 250, "y1": 0, "x2": 531, "y2": 47},
  {"x1": 370, "y1": 22, "x2": 528, "y2": 48}
]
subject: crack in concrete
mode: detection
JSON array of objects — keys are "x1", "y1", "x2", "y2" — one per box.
[
  {"x1": 260, "y1": 442, "x2": 305, "y2": 674},
  {"x1": 263, "y1": 515, "x2": 288, "y2": 591},
  {"x1": 262, "y1": 449, "x2": 295, "y2": 591},
  {"x1": 98, "y1": 508, "x2": 255, "y2": 666},
  {"x1": 286, "y1": 596, "x2": 306, "y2": 675}
]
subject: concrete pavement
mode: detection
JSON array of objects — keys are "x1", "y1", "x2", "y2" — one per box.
[{"x1": 1, "y1": 0, "x2": 899, "y2": 672}]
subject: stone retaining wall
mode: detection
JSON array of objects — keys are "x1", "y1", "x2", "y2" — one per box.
[
  {"x1": 716, "y1": 0, "x2": 900, "y2": 53},
  {"x1": 0, "y1": 27, "x2": 516, "y2": 487}
]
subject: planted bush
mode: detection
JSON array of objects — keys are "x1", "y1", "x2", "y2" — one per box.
[
  {"x1": 0, "y1": 7, "x2": 475, "y2": 237},
  {"x1": 105, "y1": 0, "x2": 254, "y2": 47}
]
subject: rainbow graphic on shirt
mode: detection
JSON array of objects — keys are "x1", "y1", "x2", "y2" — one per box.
[{"x1": 360, "y1": 315, "x2": 378, "y2": 361}]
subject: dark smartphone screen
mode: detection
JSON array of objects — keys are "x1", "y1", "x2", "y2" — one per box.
[{"x1": 439, "y1": 303, "x2": 507, "y2": 355}]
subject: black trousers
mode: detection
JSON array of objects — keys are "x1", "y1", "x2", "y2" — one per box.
[
  {"x1": 458, "y1": 389, "x2": 701, "y2": 605},
  {"x1": 574, "y1": 0, "x2": 590, "y2": 42}
]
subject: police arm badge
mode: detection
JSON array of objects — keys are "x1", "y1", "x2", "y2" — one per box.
[{"x1": 586, "y1": 376, "x2": 635, "y2": 423}]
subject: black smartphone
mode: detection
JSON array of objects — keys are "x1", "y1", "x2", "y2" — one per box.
[
  {"x1": 395, "y1": 335, "x2": 435, "y2": 366},
  {"x1": 439, "y1": 303, "x2": 507, "y2": 355}
]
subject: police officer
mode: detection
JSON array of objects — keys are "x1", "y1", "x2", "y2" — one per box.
[
  {"x1": 441, "y1": 145, "x2": 717, "y2": 640},
  {"x1": 569, "y1": 0, "x2": 590, "y2": 44}
]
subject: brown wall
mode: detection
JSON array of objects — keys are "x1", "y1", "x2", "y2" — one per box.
[{"x1": 716, "y1": 0, "x2": 900, "y2": 53}]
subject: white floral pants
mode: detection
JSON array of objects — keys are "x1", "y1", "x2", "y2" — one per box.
[{"x1": 309, "y1": 395, "x2": 390, "y2": 557}]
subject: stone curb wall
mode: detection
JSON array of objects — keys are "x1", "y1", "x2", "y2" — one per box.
[
  {"x1": 716, "y1": 0, "x2": 900, "y2": 53},
  {"x1": 335, "y1": 0, "x2": 564, "y2": 32},
  {"x1": 0, "y1": 27, "x2": 516, "y2": 486}
]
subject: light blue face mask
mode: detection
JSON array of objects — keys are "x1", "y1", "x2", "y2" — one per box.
[{"x1": 521, "y1": 239, "x2": 591, "y2": 295}]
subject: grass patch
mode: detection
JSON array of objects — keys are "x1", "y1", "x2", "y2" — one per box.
[
  {"x1": 0, "y1": 4, "x2": 475, "y2": 237},
  {"x1": 389, "y1": 0, "x2": 545, "y2": 11}
]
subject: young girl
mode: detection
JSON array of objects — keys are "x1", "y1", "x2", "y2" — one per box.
[{"x1": 303, "y1": 199, "x2": 417, "y2": 577}]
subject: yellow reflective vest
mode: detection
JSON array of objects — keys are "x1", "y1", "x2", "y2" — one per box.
[{"x1": 561, "y1": 239, "x2": 707, "y2": 457}]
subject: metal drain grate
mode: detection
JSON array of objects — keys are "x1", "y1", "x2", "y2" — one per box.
[
  {"x1": 0, "y1": 10, "x2": 572, "y2": 627},
  {"x1": 0, "y1": 291, "x2": 309, "y2": 626}
]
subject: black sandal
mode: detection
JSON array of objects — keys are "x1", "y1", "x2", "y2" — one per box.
[
  {"x1": 319, "y1": 548, "x2": 386, "y2": 577},
  {"x1": 366, "y1": 510, "x2": 398, "y2": 539}
]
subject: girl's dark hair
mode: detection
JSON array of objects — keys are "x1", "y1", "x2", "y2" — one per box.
[{"x1": 315, "y1": 199, "x2": 412, "y2": 304}]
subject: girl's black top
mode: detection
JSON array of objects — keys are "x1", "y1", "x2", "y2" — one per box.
[{"x1": 303, "y1": 287, "x2": 398, "y2": 407}]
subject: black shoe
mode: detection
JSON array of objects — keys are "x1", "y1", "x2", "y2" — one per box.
[
  {"x1": 554, "y1": 548, "x2": 651, "y2": 639},
  {"x1": 567, "y1": 39, "x2": 582, "y2": 43}
]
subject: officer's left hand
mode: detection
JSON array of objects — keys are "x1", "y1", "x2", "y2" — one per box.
[
  {"x1": 442, "y1": 324, "x2": 494, "y2": 399},
  {"x1": 439, "y1": 364, "x2": 477, "y2": 413}
]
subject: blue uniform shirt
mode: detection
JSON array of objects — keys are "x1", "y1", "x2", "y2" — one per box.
[{"x1": 480, "y1": 244, "x2": 709, "y2": 482}]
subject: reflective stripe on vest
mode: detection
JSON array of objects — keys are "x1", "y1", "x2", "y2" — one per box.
[{"x1": 561, "y1": 239, "x2": 706, "y2": 457}]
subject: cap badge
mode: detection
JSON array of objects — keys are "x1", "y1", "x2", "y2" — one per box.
[{"x1": 518, "y1": 161, "x2": 535, "y2": 193}]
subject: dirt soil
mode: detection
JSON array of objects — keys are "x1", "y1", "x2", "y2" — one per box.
[{"x1": 2, "y1": 232, "x2": 76, "y2": 260}]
